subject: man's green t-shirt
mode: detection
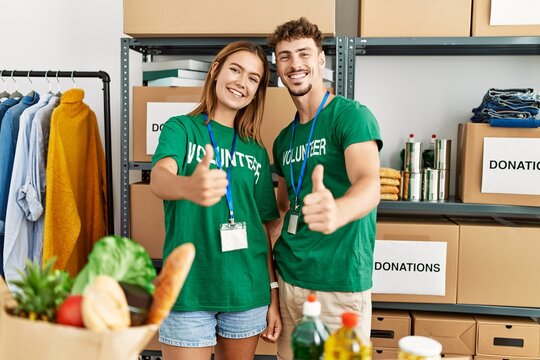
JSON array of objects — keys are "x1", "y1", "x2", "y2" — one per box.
[
  {"x1": 152, "y1": 114, "x2": 279, "y2": 311},
  {"x1": 272, "y1": 96, "x2": 383, "y2": 292}
]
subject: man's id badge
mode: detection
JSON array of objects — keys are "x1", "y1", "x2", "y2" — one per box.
[
  {"x1": 220, "y1": 222, "x2": 248, "y2": 252},
  {"x1": 287, "y1": 210, "x2": 299, "y2": 235}
]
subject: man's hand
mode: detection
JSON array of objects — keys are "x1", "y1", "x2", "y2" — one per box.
[
  {"x1": 302, "y1": 165, "x2": 340, "y2": 234},
  {"x1": 187, "y1": 144, "x2": 228, "y2": 207}
]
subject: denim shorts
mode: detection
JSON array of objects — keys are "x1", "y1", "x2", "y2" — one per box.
[{"x1": 159, "y1": 306, "x2": 268, "y2": 347}]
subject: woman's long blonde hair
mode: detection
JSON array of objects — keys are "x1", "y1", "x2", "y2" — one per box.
[{"x1": 189, "y1": 41, "x2": 270, "y2": 145}]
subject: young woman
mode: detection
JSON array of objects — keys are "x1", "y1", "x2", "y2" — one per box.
[{"x1": 150, "y1": 41, "x2": 281, "y2": 360}]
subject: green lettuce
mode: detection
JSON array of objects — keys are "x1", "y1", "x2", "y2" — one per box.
[{"x1": 71, "y1": 236, "x2": 156, "y2": 295}]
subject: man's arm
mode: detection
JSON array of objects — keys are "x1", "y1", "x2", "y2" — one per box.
[{"x1": 302, "y1": 140, "x2": 380, "y2": 234}]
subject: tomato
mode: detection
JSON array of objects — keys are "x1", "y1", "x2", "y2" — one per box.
[{"x1": 56, "y1": 295, "x2": 85, "y2": 327}]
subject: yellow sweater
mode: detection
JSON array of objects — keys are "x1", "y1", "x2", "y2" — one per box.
[{"x1": 43, "y1": 88, "x2": 108, "y2": 277}]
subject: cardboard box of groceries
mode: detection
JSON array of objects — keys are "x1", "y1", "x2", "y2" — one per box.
[
  {"x1": 0, "y1": 276, "x2": 157, "y2": 360},
  {"x1": 0, "y1": 237, "x2": 195, "y2": 360}
]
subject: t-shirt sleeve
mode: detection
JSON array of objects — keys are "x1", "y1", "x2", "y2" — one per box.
[
  {"x1": 254, "y1": 148, "x2": 280, "y2": 223},
  {"x1": 272, "y1": 132, "x2": 284, "y2": 177},
  {"x1": 152, "y1": 116, "x2": 188, "y2": 169},
  {"x1": 337, "y1": 103, "x2": 383, "y2": 151}
]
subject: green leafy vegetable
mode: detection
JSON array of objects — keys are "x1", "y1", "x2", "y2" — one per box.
[{"x1": 71, "y1": 236, "x2": 156, "y2": 295}]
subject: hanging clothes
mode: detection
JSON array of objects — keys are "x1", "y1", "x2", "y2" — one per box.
[
  {"x1": 42, "y1": 88, "x2": 107, "y2": 277},
  {"x1": 0, "y1": 92, "x2": 39, "y2": 278},
  {"x1": 23, "y1": 94, "x2": 61, "y2": 265},
  {"x1": 3, "y1": 93, "x2": 55, "y2": 287}
]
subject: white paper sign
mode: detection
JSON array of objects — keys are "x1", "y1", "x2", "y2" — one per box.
[
  {"x1": 482, "y1": 137, "x2": 540, "y2": 195},
  {"x1": 372, "y1": 240, "x2": 447, "y2": 295},
  {"x1": 490, "y1": 0, "x2": 540, "y2": 25},
  {"x1": 146, "y1": 102, "x2": 198, "y2": 155}
]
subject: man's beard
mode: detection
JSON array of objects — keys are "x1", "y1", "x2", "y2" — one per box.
[{"x1": 287, "y1": 83, "x2": 312, "y2": 97}]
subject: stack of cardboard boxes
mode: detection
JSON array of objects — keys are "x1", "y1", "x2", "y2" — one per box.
[{"x1": 359, "y1": 0, "x2": 540, "y2": 37}]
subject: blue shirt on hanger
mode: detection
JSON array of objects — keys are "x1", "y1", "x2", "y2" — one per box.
[{"x1": 0, "y1": 92, "x2": 39, "y2": 276}]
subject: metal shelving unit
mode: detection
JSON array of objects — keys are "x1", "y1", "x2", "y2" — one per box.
[
  {"x1": 354, "y1": 35, "x2": 540, "y2": 318},
  {"x1": 378, "y1": 197, "x2": 540, "y2": 218}
]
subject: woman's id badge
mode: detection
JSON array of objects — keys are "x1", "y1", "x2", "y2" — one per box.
[
  {"x1": 287, "y1": 210, "x2": 299, "y2": 235},
  {"x1": 220, "y1": 222, "x2": 248, "y2": 252}
]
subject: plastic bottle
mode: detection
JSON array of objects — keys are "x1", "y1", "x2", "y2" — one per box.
[
  {"x1": 398, "y1": 336, "x2": 442, "y2": 360},
  {"x1": 291, "y1": 293, "x2": 330, "y2": 360},
  {"x1": 324, "y1": 312, "x2": 372, "y2": 360},
  {"x1": 422, "y1": 134, "x2": 437, "y2": 169}
]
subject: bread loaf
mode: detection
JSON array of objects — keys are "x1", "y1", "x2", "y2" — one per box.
[
  {"x1": 380, "y1": 178, "x2": 400, "y2": 186},
  {"x1": 381, "y1": 185, "x2": 400, "y2": 194},
  {"x1": 146, "y1": 243, "x2": 196, "y2": 325},
  {"x1": 82, "y1": 275, "x2": 131, "y2": 332},
  {"x1": 381, "y1": 193, "x2": 399, "y2": 201},
  {"x1": 380, "y1": 168, "x2": 401, "y2": 179}
]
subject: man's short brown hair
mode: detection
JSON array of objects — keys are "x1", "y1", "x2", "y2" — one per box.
[{"x1": 267, "y1": 17, "x2": 324, "y2": 51}]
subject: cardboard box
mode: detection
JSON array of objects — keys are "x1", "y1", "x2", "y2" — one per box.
[
  {"x1": 0, "y1": 277, "x2": 156, "y2": 360},
  {"x1": 456, "y1": 123, "x2": 540, "y2": 207},
  {"x1": 475, "y1": 316, "x2": 540, "y2": 358},
  {"x1": 130, "y1": 182, "x2": 165, "y2": 259},
  {"x1": 133, "y1": 86, "x2": 202, "y2": 163},
  {"x1": 454, "y1": 218, "x2": 540, "y2": 308},
  {"x1": 474, "y1": 356, "x2": 539, "y2": 360},
  {"x1": 373, "y1": 217, "x2": 459, "y2": 304},
  {"x1": 373, "y1": 347, "x2": 401, "y2": 360},
  {"x1": 124, "y1": 0, "x2": 335, "y2": 37},
  {"x1": 359, "y1": 0, "x2": 472, "y2": 37},
  {"x1": 371, "y1": 309, "x2": 411, "y2": 348},
  {"x1": 472, "y1": 0, "x2": 540, "y2": 36},
  {"x1": 132, "y1": 86, "x2": 296, "y2": 164},
  {"x1": 412, "y1": 311, "x2": 476, "y2": 355}
]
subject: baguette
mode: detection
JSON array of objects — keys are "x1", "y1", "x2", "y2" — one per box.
[
  {"x1": 146, "y1": 243, "x2": 196, "y2": 325},
  {"x1": 380, "y1": 168, "x2": 401, "y2": 179},
  {"x1": 380, "y1": 178, "x2": 400, "y2": 186}
]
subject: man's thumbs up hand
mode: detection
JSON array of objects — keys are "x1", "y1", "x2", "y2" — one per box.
[
  {"x1": 188, "y1": 144, "x2": 228, "y2": 207},
  {"x1": 302, "y1": 165, "x2": 339, "y2": 234}
]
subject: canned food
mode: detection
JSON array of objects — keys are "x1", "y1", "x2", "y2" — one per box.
[
  {"x1": 405, "y1": 141, "x2": 423, "y2": 173},
  {"x1": 434, "y1": 139, "x2": 451, "y2": 170},
  {"x1": 422, "y1": 168, "x2": 439, "y2": 202},
  {"x1": 402, "y1": 171, "x2": 422, "y2": 201}
]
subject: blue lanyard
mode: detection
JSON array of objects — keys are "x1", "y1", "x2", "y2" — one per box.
[
  {"x1": 289, "y1": 91, "x2": 330, "y2": 209},
  {"x1": 206, "y1": 115, "x2": 238, "y2": 223}
]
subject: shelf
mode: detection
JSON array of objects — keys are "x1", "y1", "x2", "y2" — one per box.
[
  {"x1": 378, "y1": 198, "x2": 540, "y2": 218},
  {"x1": 356, "y1": 36, "x2": 540, "y2": 56},
  {"x1": 373, "y1": 302, "x2": 540, "y2": 318},
  {"x1": 128, "y1": 37, "x2": 339, "y2": 56}
]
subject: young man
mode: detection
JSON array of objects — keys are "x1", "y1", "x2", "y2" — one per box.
[{"x1": 267, "y1": 17, "x2": 383, "y2": 359}]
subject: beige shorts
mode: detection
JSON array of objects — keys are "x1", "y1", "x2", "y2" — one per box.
[{"x1": 276, "y1": 275, "x2": 372, "y2": 360}]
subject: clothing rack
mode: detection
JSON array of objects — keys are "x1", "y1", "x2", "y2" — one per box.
[{"x1": 0, "y1": 70, "x2": 114, "y2": 235}]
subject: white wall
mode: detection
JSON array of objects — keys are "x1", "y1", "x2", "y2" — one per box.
[{"x1": 1, "y1": 0, "x2": 124, "y2": 233}]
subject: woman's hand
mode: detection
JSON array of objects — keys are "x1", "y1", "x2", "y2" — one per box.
[
  {"x1": 187, "y1": 144, "x2": 228, "y2": 206},
  {"x1": 260, "y1": 289, "x2": 281, "y2": 343}
]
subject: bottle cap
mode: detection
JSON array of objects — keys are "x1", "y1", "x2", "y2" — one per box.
[
  {"x1": 303, "y1": 293, "x2": 321, "y2": 317},
  {"x1": 342, "y1": 312, "x2": 358, "y2": 328},
  {"x1": 399, "y1": 336, "x2": 442, "y2": 357}
]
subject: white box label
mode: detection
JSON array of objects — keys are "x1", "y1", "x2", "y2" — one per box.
[
  {"x1": 482, "y1": 137, "x2": 540, "y2": 195},
  {"x1": 373, "y1": 240, "x2": 447, "y2": 295},
  {"x1": 490, "y1": 0, "x2": 540, "y2": 25},
  {"x1": 146, "y1": 102, "x2": 198, "y2": 155}
]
